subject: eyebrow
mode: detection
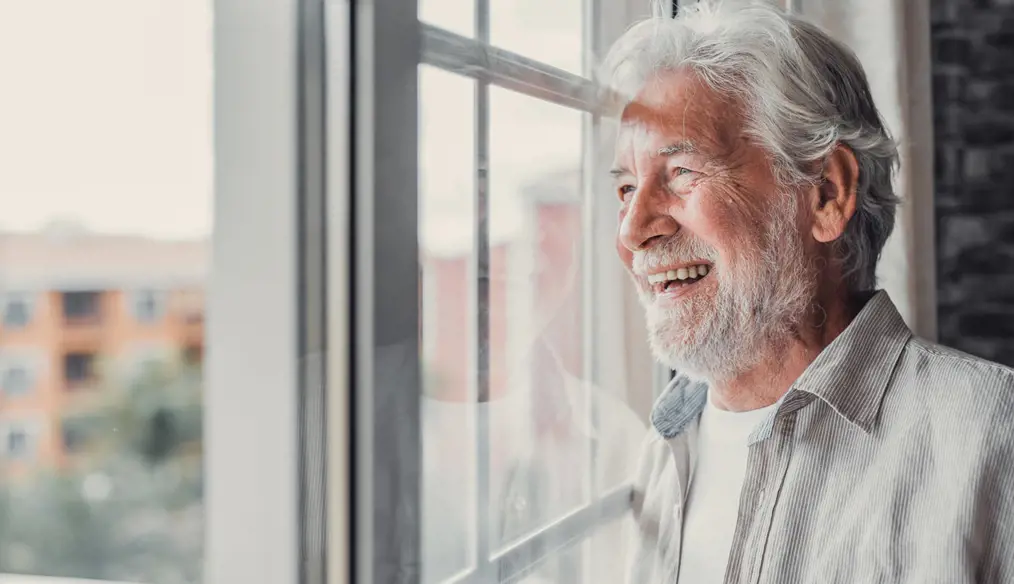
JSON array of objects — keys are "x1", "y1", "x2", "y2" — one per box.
[
  {"x1": 609, "y1": 140, "x2": 701, "y2": 178},
  {"x1": 655, "y1": 140, "x2": 698, "y2": 157}
]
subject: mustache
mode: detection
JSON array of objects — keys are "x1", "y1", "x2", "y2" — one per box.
[{"x1": 632, "y1": 234, "x2": 719, "y2": 274}]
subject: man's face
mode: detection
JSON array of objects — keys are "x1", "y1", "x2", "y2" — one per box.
[{"x1": 611, "y1": 70, "x2": 817, "y2": 381}]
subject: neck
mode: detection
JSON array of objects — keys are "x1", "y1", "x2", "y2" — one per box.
[{"x1": 707, "y1": 285, "x2": 866, "y2": 412}]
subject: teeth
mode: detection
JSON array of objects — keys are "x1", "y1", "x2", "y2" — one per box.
[{"x1": 646, "y1": 264, "x2": 711, "y2": 285}]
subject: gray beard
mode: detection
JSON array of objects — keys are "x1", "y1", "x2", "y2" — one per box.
[{"x1": 637, "y1": 196, "x2": 817, "y2": 383}]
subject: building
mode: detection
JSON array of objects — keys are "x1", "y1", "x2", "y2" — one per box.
[{"x1": 0, "y1": 221, "x2": 207, "y2": 469}]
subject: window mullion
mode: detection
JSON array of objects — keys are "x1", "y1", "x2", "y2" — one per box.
[
  {"x1": 421, "y1": 24, "x2": 605, "y2": 115},
  {"x1": 473, "y1": 0, "x2": 495, "y2": 581},
  {"x1": 491, "y1": 485, "x2": 634, "y2": 582}
]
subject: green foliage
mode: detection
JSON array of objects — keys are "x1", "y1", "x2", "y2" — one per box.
[{"x1": 0, "y1": 352, "x2": 205, "y2": 584}]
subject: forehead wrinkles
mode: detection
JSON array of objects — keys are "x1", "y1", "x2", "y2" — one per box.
[{"x1": 618, "y1": 72, "x2": 743, "y2": 160}]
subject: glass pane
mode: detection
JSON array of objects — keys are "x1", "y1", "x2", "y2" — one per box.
[
  {"x1": 488, "y1": 87, "x2": 589, "y2": 550},
  {"x1": 0, "y1": 1, "x2": 211, "y2": 582},
  {"x1": 491, "y1": 0, "x2": 584, "y2": 75},
  {"x1": 420, "y1": 0, "x2": 475, "y2": 39},
  {"x1": 419, "y1": 65, "x2": 477, "y2": 583},
  {"x1": 516, "y1": 518, "x2": 629, "y2": 584}
]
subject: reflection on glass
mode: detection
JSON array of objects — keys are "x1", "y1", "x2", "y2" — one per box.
[
  {"x1": 491, "y1": 0, "x2": 584, "y2": 74},
  {"x1": 419, "y1": 0, "x2": 475, "y2": 39},
  {"x1": 0, "y1": 1, "x2": 212, "y2": 582},
  {"x1": 419, "y1": 65, "x2": 477, "y2": 584},
  {"x1": 487, "y1": 87, "x2": 588, "y2": 566}
]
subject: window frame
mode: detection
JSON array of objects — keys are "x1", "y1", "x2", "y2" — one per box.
[{"x1": 346, "y1": 0, "x2": 660, "y2": 582}]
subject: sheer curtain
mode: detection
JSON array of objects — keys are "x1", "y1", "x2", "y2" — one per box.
[{"x1": 799, "y1": 0, "x2": 937, "y2": 340}]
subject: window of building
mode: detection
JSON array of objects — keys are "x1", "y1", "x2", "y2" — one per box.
[
  {"x1": 1, "y1": 363, "x2": 33, "y2": 397},
  {"x1": 62, "y1": 290, "x2": 102, "y2": 322},
  {"x1": 131, "y1": 289, "x2": 165, "y2": 323},
  {"x1": 63, "y1": 352, "x2": 96, "y2": 387},
  {"x1": 2, "y1": 292, "x2": 34, "y2": 329},
  {"x1": 1, "y1": 419, "x2": 39, "y2": 461},
  {"x1": 61, "y1": 416, "x2": 101, "y2": 454},
  {"x1": 183, "y1": 344, "x2": 203, "y2": 367}
]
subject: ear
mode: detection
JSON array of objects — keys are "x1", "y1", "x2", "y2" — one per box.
[{"x1": 810, "y1": 143, "x2": 859, "y2": 244}]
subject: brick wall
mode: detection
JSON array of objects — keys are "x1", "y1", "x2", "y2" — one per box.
[{"x1": 932, "y1": 0, "x2": 1014, "y2": 365}]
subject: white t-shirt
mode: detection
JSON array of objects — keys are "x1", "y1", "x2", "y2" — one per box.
[{"x1": 678, "y1": 392, "x2": 779, "y2": 584}]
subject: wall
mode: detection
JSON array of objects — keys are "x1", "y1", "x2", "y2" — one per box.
[{"x1": 933, "y1": 0, "x2": 1014, "y2": 365}]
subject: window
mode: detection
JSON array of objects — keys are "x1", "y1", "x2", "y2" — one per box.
[
  {"x1": 131, "y1": 288, "x2": 165, "y2": 323},
  {"x1": 2, "y1": 292, "x2": 34, "y2": 328},
  {"x1": 63, "y1": 352, "x2": 96, "y2": 386},
  {"x1": 0, "y1": 419, "x2": 40, "y2": 461},
  {"x1": 61, "y1": 415, "x2": 101, "y2": 453},
  {"x1": 0, "y1": 0, "x2": 212, "y2": 581},
  {"x1": 0, "y1": 351, "x2": 42, "y2": 398},
  {"x1": 345, "y1": 0, "x2": 657, "y2": 581},
  {"x1": 183, "y1": 344, "x2": 204, "y2": 366},
  {"x1": 62, "y1": 290, "x2": 102, "y2": 321},
  {"x1": 1, "y1": 363, "x2": 33, "y2": 397},
  {"x1": 175, "y1": 289, "x2": 205, "y2": 324}
]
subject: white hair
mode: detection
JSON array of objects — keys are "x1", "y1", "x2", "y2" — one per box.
[{"x1": 602, "y1": 0, "x2": 899, "y2": 292}]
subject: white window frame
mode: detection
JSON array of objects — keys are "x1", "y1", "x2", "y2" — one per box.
[{"x1": 206, "y1": 1, "x2": 302, "y2": 584}]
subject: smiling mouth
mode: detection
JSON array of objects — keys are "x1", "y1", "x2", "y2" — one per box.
[{"x1": 647, "y1": 263, "x2": 713, "y2": 295}]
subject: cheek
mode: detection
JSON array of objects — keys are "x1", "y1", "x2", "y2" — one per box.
[{"x1": 692, "y1": 184, "x2": 762, "y2": 252}]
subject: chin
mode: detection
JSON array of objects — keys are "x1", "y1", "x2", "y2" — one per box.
[{"x1": 646, "y1": 308, "x2": 769, "y2": 384}]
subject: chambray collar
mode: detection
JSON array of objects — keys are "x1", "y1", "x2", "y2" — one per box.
[{"x1": 651, "y1": 291, "x2": 913, "y2": 441}]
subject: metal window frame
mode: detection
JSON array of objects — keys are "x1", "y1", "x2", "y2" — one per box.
[
  {"x1": 346, "y1": 0, "x2": 664, "y2": 582},
  {"x1": 419, "y1": 1, "x2": 635, "y2": 583}
]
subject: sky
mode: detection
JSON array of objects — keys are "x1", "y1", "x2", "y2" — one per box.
[
  {"x1": 0, "y1": 0, "x2": 214, "y2": 239},
  {"x1": 0, "y1": 0, "x2": 585, "y2": 247}
]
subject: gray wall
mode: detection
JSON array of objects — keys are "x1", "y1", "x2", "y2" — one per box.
[{"x1": 933, "y1": 0, "x2": 1014, "y2": 365}]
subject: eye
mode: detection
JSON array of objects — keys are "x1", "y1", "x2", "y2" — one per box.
[
  {"x1": 674, "y1": 166, "x2": 693, "y2": 177},
  {"x1": 618, "y1": 184, "x2": 635, "y2": 202}
]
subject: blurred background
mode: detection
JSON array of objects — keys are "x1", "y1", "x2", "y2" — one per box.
[{"x1": 0, "y1": 0, "x2": 1008, "y2": 583}]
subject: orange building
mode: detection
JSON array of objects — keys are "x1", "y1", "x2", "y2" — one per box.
[{"x1": 0, "y1": 222, "x2": 207, "y2": 469}]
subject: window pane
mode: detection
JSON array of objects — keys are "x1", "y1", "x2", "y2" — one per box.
[
  {"x1": 488, "y1": 87, "x2": 589, "y2": 549},
  {"x1": 419, "y1": 65, "x2": 477, "y2": 583},
  {"x1": 0, "y1": 0, "x2": 211, "y2": 581},
  {"x1": 419, "y1": 0, "x2": 475, "y2": 39},
  {"x1": 491, "y1": 0, "x2": 584, "y2": 75}
]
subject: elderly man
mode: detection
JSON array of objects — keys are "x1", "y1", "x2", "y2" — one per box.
[{"x1": 602, "y1": 1, "x2": 1014, "y2": 583}]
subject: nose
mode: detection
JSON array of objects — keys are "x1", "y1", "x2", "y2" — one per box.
[{"x1": 618, "y1": 186, "x2": 679, "y2": 253}]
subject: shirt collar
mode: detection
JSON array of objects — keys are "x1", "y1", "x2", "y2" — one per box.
[
  {"x1": 651, "y1": 290, "x2": 912, "y2": 440},
  {"x1": 790, "y1": 290, "x2": 912, "y2": 433}
]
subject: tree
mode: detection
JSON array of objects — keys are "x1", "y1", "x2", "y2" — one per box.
[{"x1": 0, "y1": 351, "x2": 205, "y2": 584}]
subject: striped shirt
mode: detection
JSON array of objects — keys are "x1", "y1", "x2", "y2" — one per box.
[{"x1": 626, "y1": 291, "x2": 1014, "y2": 584}]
